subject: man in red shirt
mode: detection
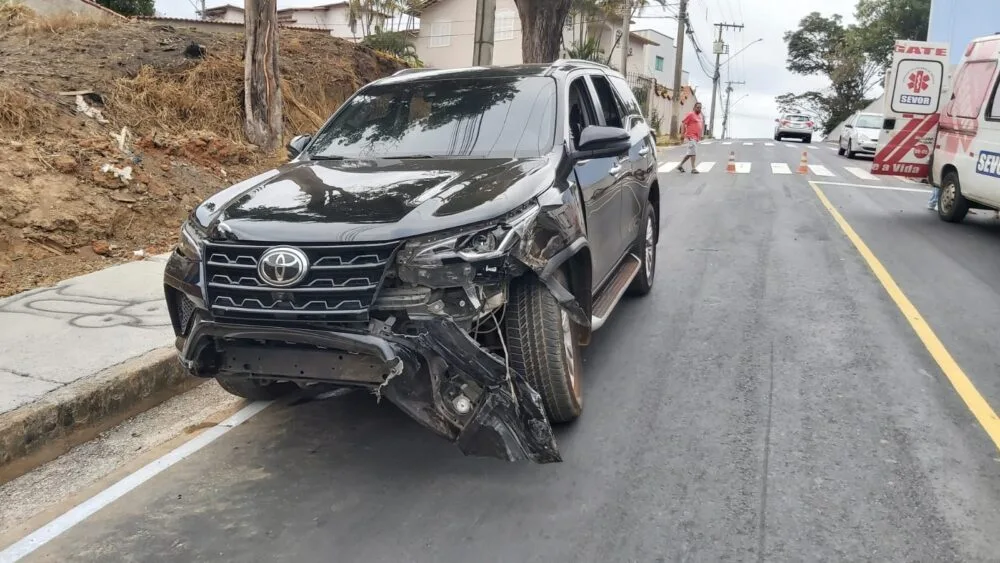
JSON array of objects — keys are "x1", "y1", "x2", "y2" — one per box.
[{"x1": 676, "y1": 102, "x2": 705, "y2": 174}]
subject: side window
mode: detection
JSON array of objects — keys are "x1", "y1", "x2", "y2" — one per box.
[
  {"x1": 609, "y1": 76, "x2": 643, "y2": 126},
  {"x1": 988, "y1": 75, "x2": 1000, "y2": 120},
  {"x1": 568, "y1": 77, "x2": 599, "y2": 148},
  {"x1": 589, "y1": 75, "x2": 624, "y2": 129},
  {"x1": 429, "y1": 22, "x2": 451, "y2": 48},
  {"x1": 949, "y1": 61, "x2": 998, "y2": 119}
]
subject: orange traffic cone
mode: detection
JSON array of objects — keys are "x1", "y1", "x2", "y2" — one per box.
[
  {"x1": 726, "y1": 152, "x2": 736, "y2": 174},
  {"x1": 797, "y1": 151, "x2": 809, "y2": 174}
]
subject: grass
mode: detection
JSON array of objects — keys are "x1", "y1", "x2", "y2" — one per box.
[
  {"x1": 0, "y1": 83, "x2": 58, "y2": 137},
  {"x1": 0, "y1": 1, "x2": 119, "y2": 36}
]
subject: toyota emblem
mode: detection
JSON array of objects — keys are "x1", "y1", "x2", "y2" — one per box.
[{"x1": 257, "y1": 246, "x2": 309, "y2": 287}]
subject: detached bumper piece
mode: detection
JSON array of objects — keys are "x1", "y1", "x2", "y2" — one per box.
[
  {"x1": 391, "y1": 320, "x2": 561, "y2": 464},
  {"x1": 180, "y1": 316, "x2": 561, "y2": 464}
]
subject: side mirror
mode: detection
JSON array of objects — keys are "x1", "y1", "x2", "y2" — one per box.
[
  {"x1": 844, "y1": 124, "x2": 853, "y2": 129},
  {"x1": 774, "y1": 118, "x2": 780, "y2": 123},
  {"x1": 286, "y1": 134, "x2": 312, "y2": 159},
  {"x1": 573, "y1": 126, "x2": 630, "y2": 160}
]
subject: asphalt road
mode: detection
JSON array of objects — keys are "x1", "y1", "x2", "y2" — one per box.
[{"x1": 10, "y1": 140, "x2": 1000, "y2": 562}]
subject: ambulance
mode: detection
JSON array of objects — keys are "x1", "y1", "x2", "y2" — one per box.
[{"x1": 872, "y1": 35, "x2": 1000, "y2": 223}]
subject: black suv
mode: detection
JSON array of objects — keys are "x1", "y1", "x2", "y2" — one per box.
[{"x1": 164, "y1": 61, "x2": 660, "y2": 463}]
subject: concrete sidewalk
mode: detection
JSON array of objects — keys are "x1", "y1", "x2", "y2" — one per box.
[{"x1": 0, "y1": 255, "x2": 197, "y2": 477}]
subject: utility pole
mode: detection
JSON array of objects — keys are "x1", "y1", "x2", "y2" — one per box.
[
  {"x1": 620, "y1": 0, "x2": 632, "y2": 74},
  {"x1": 472, "y1": 0, "x2": 497, "y2": 66},
  {"x1": 721, "y1": 80, "x2": 744, "y2": 140},
  {"x1": 708, "y1": 22, "x2": 742, "y2": 138},
  {"x1": 668, "y1": 0, "x2": 688, "y2": 139}
]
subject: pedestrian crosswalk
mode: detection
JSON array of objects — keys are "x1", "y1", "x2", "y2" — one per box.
[{"x1": 655, "y1": 160, "x2": 928, "y2": 183}]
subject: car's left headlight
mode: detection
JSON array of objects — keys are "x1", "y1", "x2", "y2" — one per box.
[
  {"x1": 177, "y1": 220, "x2": 204, "y2": 260},
  {"x1": 396, "y1": 202, "x2": 540, "y2": 287}
]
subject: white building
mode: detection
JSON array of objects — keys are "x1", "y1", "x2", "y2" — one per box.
[
  {"x1": 202, "y1": 3, "x2": 245, "y2": 23},
  {"x1": 413, "y1": 0, "x2": 659, "y2": 74},
  {"x1": 632, "y1": 28, "x2": 688, "y2": 88},
  {"x1": 276, "y1": 1, "x2": 389, "y2": 39}
]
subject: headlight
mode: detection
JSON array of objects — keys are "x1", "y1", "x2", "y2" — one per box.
[
  {"x1": 397, "y1": 202, "x2": 540, "y2": 287},
  {"x1": 177, "y1": 220, "x2": 203, "y2": 259}
]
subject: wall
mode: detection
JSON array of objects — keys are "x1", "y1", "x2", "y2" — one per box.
[
  {"x1": 634, "y1": 29, "x2": 675, "y2": 86},
  {"x1": 649, "y1": 86, "x2": 698, "y2": 136},
  {"x1": 413, "y1": 0, "x2": 477, "y2": 68},
  {"x1": 210, "y1": 8, "x2": 244, "y2": 24},
  {"x1": 928, "y1": 0, "x2": 1000, "y2": 63}
]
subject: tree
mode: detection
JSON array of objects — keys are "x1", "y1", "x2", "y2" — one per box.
[
  {"x1": 94, "y1": 0, "x2": 153, "y2": 16},
  {"x1": 514, "y1": 0, "x2": 573, "y2": 63},
  {"x1": 244, "y1": 0, "x2": 283, "y2": 151},
  {"x1": 361, "y1": 31, "x2": 422, "y2": 66},
  {"x1": 779, "y1": 2, "x2": 927, "y2": 133},
  {"x1": 855, "y1": 0, "x2": 931, "y2": 68}
]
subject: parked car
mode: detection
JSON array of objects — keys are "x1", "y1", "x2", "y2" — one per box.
[
  {"x1": 163, "y1": 61, "x2": 660, "y2": 464},
  {"x1": 839, "y1": 112, "x2": 884, "y2": 158},
  {"x1": 774, "y1": 113, "x2": 815, "y2": 142}
]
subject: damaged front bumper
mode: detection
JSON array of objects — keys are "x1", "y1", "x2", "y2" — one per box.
[{"x1": 179, "y1": 315, "x2": 561, "y2": 463}]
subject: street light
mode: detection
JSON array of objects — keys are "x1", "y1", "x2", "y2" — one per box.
[{"x1": 721, "y1": 38, "x2": 763, "y2": 68}]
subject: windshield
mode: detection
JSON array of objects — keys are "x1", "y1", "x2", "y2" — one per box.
[
  {"x1": 309, "y1": 76, "x2": 558, "y2": 160},
  {"x1": 855, "y1": 115, "x2": 883, "y2": 129}
]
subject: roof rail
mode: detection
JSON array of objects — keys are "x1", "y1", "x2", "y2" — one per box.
[{"x1": 550, "y1": 58, "x2": 613, "y2": 70}]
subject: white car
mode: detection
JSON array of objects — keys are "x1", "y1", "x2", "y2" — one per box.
[
  {"x1": 773, "y1": 114, "x2": 815, "y2": 142},
  {"x1": 838, "y1": 113, "x2": 883, "y2": 159}
]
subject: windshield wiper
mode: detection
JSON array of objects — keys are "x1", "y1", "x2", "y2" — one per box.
[
  {"x1": 393, "y1": 154, "x2": 437, "y2": 159},
  {"x1": 310, "y1": 155, "x2": 347, "y2": 161}
]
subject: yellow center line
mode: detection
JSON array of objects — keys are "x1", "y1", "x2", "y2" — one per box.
[{"x1": 809, "y1": 181, "x2": 1000, "y2": 451}]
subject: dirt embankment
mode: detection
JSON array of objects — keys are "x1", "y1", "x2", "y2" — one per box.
[{"x1": 0, "y1": 7, "x2": 404, "y2": 296}]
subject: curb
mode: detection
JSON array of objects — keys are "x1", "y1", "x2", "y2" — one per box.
[{"x1": 0, "y1": 347, "x2": 202, "y2": 484}]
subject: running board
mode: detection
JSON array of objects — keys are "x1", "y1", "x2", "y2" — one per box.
[{"x1": 591, "y1": 254, "x2": 641, "y2": 331}]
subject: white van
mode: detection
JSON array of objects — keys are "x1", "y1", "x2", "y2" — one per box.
[{"x1": 932, "y1": 34, "x2": 1000, "y2": 222}]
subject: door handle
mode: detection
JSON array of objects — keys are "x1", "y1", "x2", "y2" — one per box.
[
  {"x1": 609, "y1": 161, "x2": 623, "y2": 175},
  {"x1": 638, "y1": 146, "x2": 650, "y2": 156}
]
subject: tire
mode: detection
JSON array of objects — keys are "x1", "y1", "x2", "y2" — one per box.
[
  {"x1": 801, "y1": 135, "x2": 810, "y2": 143},
  {"x1": 837, "y1": 139, "x2": 845, "y2": 156},
  {"x1": 505, "y1": 272, "x2": 583, "y2": 423},
  {"x1": 628, "y1": 200, "x2": 657, "y2": 296},
  {"x1": 774, "y1": 134, "x2": 781, "y2": 141},
  {"x1": 938, "y1": 171, "x2": 970, "y2": 223},
  {"x1": 846, "y1": 140, "x2": 856, "y2": 159},
  {"x1": 217, "y1": 375, "x2": 296, "y2": 400}
]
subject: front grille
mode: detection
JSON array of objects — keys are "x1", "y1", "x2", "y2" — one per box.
[{"x1": 203, "y1": 241, "x2": 399, "y2": 323}]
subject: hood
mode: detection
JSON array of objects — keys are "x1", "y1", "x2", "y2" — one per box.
[
  {"x1": 855, "y1": 127, "x2": 881, "y2": 138},
  {"x1": 193, "y1": 156, "x2": 557, "y2": 243}
]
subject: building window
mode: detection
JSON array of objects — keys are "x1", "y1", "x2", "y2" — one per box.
[
  {"x1": 655, "y1": 56, "x2": 664, "y2": 72},
  {"x1": 495, "y1": 10, "x2": 516, "y2": 41},
  {"x1": 429, "y1": 21, "x2": 451, "y2": 47}
]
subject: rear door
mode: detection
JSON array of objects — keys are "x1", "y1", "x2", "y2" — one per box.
[
  {"x1": 602, "y1": 74, "x2": 655, "y2": 252},
  {"x1": 568, "y1": 75, "x2": 623, "y2": 287},
  {"x1": 978, "y1": 59, "x2": 1000, "y2": 205},
  {"x1": 872, "y1": 40, "x2": 950, "y2": 178}
]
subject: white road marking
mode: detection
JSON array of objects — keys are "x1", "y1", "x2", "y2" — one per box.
[
  {"x1": 658, "y1": 161, "x2": 681, "y2": 173},
  {"x1": 813, "y1": 181, "x2": 931, "y2": 194},
  {"x1": 695, "y1": 161, "x2": 716, "y2": 173},
  {"x1": 734, "y1": 162, "x2": 752, "y2": 174},
  {"x1": 765, "y1": 142, "x2": 775, "y2": 147},
  {"x1": 743, "y1": 142, "x2": 754, "y2": 146},
  {"x1": 771, "y1": 163, "x2": 792, "y2": 174},
  {"x1": 722, "y1": 141, "x2": 733, "y2": 145},
  {"x1": 807, "y1": 145, "x2": 819, "y2": 149},
  {"x1": 808, "y1": 164, "x2": 835, "y2": 177},
  {"x1": 826, "y1": 146, "x2": 838, "y2": 151},
  {"x1": 700, "y1": 141, "x2": 714, "y2": 145},
  {"x1": 0, "y1": 401, "x2": 273, "y2": 562},
  {"x1": 845, "y1": 166, "x2": 879, "y2": 181},
  {"x1": 784, "y1": 143, "x2": 797, "y2": 148}
]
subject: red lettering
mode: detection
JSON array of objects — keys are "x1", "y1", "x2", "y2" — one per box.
[
  {"x1": 895, "y1": 44, "x2": 906, "y2": 53},
  {"x1": 906, "y1": 46, "x2": 923, "y2": 54},
  {"x1": 936, "y1": 48, "x2": 947, "y2": 57}
]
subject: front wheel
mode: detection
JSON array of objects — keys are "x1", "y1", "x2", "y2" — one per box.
[
  {"x1": 837, "y1": 139, "x2": 845, "y2": 156},
  {"x1": 628, "y1": 200, "x2": 657, "y2": 296},
  {"x1": 846, "y1": 140, "x2": 856, "y2": 159},
  {"x1": 505, "y1": 272, "x2": 583, "y2": 423},
  {"x1": 939, "y1": 171, "x2": 970, "y2": 223}
]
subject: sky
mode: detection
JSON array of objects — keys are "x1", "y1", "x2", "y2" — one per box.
[{"x1": 155, "y1": 0, "x2": 864, "y2": 139}]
